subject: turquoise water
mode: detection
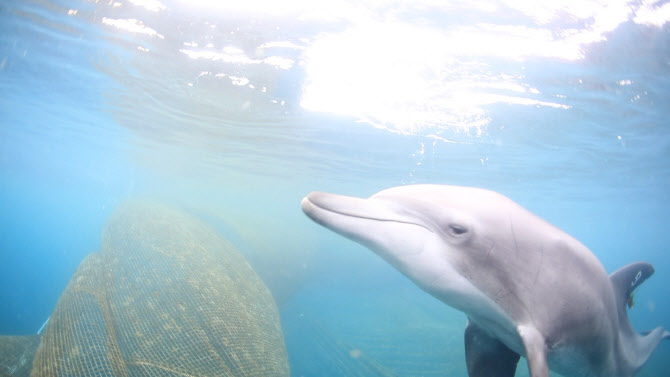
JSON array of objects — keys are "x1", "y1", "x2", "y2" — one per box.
[{"x1": 1, "y1": 0, "x2": 669, "y2": 376}]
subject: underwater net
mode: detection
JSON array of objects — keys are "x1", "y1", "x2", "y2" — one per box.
[
  {"x1": 0, "y1": 335, "x2": 40, "y2": 377},
  {"x1": 30, "y1": 201, "x2": 289, "y2": 377}
]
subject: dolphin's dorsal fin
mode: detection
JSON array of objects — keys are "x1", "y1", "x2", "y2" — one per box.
[
  {"x1": 464, "y1": 320, "x2": 520, "y2": 377},
  {"x1": 609, "y1": 262, "x2": 654, "y2": 326},
  {"x1": 609, "y1": 262, "x2": 668, "y2": 373}
]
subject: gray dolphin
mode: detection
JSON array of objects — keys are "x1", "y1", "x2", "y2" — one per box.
[{"x1": 301, "y1": 184, "x2": 669, "y2": 377}]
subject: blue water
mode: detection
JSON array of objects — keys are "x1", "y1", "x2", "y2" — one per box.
[{"x1": 1, "y1": 0, "x2": 669, "y2": 376}]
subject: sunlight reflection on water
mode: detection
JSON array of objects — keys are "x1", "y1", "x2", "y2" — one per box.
[{"x1": 94, "y1": 0, "x2": 670, "y2": 137}]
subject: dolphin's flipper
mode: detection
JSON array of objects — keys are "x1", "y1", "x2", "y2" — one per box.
[
  {"x1": 518, "y1": 325, "x2": 549, "y2": 377},
  {"x1": 464, "y1": 320, "x2": 520, "y2": 377}
]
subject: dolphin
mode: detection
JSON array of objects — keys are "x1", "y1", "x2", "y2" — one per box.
[{"x1": 301, "y1": 184, "x2": 669, "y2": 377}]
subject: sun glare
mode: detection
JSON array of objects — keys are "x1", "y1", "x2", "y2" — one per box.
[
  {"x1": 102, "y1": 17, "x2": 164, "y2": 39},
  {"x1": 298, "y1": 0, "x2": 669, "y2": 135},
  {"x1": 174, "y1": 0, "x2": 352, "y2": 19},
  {"x1": 299, "y1": 20, "x2": 574, "y2": 135},
  {"x1": 143, "y1": 0, "x2": 670, "y2": 135}
]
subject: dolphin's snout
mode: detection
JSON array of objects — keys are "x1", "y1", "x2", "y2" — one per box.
[
  {"x1": 300, "y1": 193, "x2": 318, "y2": 222},
  {"x1": 301, "y1": 191, "x2": 364, "y2": 217},
  {"x1": 301, "y1": 191, "x2": 426, "y2": 228},
  {"x1": 300, "y1": 195, "x2": 312, "y2": 213},
  {"x1": 300, "y1": 192, "x2": 329, "y2": 217}
]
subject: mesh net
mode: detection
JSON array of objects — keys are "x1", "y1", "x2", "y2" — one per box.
[
  {"x1": 0, "y1": 335, "x2": 40, "y2": 377},
  {"x1": 30, "y1": 200, "x2": 289, "y2": 377}
]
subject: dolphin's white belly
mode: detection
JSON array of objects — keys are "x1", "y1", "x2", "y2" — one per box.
[
  {"x1": 427, "y1": 267, "x2": 527, "y2": 357},
  {"x1": 468, "y1": 312, "x2": 526, "y2": 355}
]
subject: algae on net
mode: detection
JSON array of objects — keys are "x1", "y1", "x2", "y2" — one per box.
[{"x1": 31, "y1": 201, "x2": 290, "y2": 377}]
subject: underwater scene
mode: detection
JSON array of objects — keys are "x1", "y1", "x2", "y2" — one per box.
[{"x1": 1, "y1": 0, "x2": 669, "y2": 376}]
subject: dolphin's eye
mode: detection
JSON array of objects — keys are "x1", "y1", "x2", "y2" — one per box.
[{"x1": 449, "y1": 224, "x2": 468, "y2": 236}]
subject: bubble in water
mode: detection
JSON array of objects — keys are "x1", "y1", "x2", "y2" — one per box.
[{"x1": 349, "y1": 349, "x2": 362, "y2": 359}]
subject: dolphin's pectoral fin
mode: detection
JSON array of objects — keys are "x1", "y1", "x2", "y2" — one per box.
[
  {"x1": 518, "y1": 325, "x2": 549, "y2": 377},
  {"x1": 464, "y1": 320, "x2": 520, "y2": 377}
]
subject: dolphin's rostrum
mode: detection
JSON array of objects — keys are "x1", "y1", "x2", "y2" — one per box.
[{"x1": 301, "y1": 184, "x2": 669, "y2": 377}]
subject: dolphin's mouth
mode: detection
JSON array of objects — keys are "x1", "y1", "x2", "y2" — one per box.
[
  {"x1": 301, "y1": 192, "x2": 369, "y2": 221},
  {"x1": 301, "y1": 191, "x2": 434, "y2": 261},
  {"x1": 301, "y1": 191, "x2": 431, "y2": 232}
]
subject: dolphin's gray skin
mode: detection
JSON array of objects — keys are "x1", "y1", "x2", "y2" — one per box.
[{"x1": 301, "y1": 184, "x2": 669, "y2": 377}]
